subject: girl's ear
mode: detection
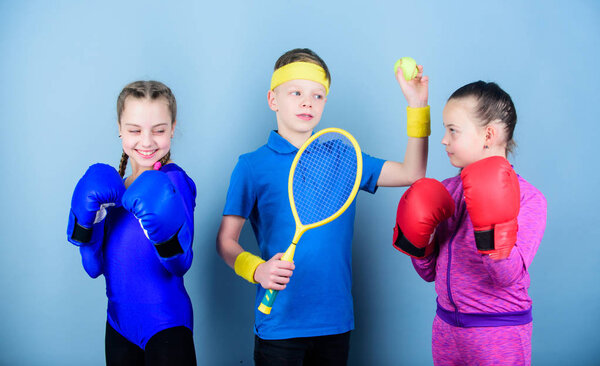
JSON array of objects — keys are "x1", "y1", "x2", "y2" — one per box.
[
  {"x1": 484, "y1": 122, "x2": 498, "y2": 146},
  {"x1": 171, "y1": 120, "x2": 177, "y2": 137},
  {"x1": 485, "y1": 120, "x2": 509, "y2": 150},
  {"x1": 267, "y1": 90, "x2": 278, "y2": 112},
  {"x1": 485, "y1": 125, "x2": 493, "y2": 144}
]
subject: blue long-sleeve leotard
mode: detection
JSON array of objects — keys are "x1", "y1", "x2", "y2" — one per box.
[{"x1": 78, "y1": 163, "x2": 196, "y2": 349}]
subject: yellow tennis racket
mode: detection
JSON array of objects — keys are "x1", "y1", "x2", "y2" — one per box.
[{"x1": 258, "y1": 127, "x2": 363, "y2": 314}]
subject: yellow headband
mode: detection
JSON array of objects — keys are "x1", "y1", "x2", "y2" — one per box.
[{"x1": 270, "y1": 62, "x2": 330, "y2": 95}]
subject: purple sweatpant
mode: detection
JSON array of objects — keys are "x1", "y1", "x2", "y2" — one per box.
[{"x1": 432, "y1": 315, "x2": 532, "y2": 366}]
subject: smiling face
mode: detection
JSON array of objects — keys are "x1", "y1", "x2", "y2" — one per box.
[
  {"x1": 268, "y1": 78, "x2": 327, "y2": 143},
  {"x1": 441, "y1": 97, "x2": 489, "y2": 168},
  {"x1": 118, "y1": 97, "x2": 175, "y2": 173}
]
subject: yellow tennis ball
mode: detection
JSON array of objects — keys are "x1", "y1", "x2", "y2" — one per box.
[{"x1": 394, "y1": 57, "x2": 418, "y2": 81}]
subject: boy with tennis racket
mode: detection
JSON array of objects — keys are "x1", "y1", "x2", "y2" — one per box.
[{"x1": 217, "y1": 48, "x2": 430, "y2": 364}]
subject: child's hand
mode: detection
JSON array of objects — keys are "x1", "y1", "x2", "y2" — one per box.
[
  {"x1": 396, "y1": 63, "x2": 429, "y2": 108},
  {"x1": 254, "y1": 252, "x2": 295, "y2": 290}
]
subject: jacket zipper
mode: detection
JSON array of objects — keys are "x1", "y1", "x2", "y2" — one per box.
[{"x1": 446, "y1": 199, "x2": 467, "y2": 327}]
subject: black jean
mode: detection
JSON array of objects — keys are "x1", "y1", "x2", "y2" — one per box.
[{"x1": 254, "y1": 331, "x2": 351, "y2": 366}]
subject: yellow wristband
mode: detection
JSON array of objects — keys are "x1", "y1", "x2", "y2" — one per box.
[
  {"x1": 234, "y1": 252, "x2": 265, "y2": 284},
  {"x1": 407, "y1": 105, "x2": 431, "y2": 138}
]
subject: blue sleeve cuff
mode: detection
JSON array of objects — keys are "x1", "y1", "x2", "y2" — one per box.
[
  {"x1": 223, "y1": 157, "x2": 256, "y2": 217},
  {"x1": 360, "y1": 152, "x2": 386, "y2": 194}
]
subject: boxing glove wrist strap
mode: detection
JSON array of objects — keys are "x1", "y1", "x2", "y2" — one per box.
[
  {"x1": 407, "y1": 105, "x2": 431, "y2": 138},
  {"x1": 474, "y1": 218, "x2": 518, "y2": 254},
  {"x1": 474, "y1": 229, "x2": 495, "y2": 251},
  {"x1": 234, "y1": 252, "x2": 265, "y2": 284},
  {"x1": 154, "y1": 227, "x2": 185, "y2": 258},
  {"x1": 70, "y1": 215, "x2": 93, "y2": 244},
  {"x1": 392, "y1": 224, "x2": 434, "y2": 259}
]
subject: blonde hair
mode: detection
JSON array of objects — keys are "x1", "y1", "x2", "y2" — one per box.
[{"x1": 116, "y1": 81, "x2": 176, "y2": 177}]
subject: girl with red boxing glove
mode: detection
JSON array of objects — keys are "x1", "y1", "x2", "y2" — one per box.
[{"x1": 394, "y1": 81, "x2": 547, "y2": 366}]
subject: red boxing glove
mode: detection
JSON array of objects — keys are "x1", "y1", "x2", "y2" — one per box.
[
  {"x1": 461, "y1": 156, "x2": 520, "y2": 260},
  {"x1": 393, "y1": 178, "x2": 455, "y2": 258}
]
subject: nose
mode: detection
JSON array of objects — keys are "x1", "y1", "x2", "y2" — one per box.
[
  {"x1": 441, "y1": 132, "x2": 449, "y2": 146},
  {"x1": 300, "y1": 95, "x2": 312, "y2": 109},
  {"x1": 141, "y1": 131, "x2": 153, "y2": 147}
]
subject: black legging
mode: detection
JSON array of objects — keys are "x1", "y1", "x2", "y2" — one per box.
[{"x1": 105, "y1": 322, "x2": 197, "y2": 366}]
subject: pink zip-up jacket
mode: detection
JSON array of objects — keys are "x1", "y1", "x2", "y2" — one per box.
[{"x1": 412, "y1": 174, "x2": 547, "y2": 327}]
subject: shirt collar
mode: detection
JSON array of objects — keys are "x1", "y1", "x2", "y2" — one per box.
[{"x1": 267, "y1": 130, "x2": 299, "y2": 154}]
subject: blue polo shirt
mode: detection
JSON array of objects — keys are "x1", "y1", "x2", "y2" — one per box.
[{"x1": 224, "y1": 130, "x2": 385, "y2": 340}]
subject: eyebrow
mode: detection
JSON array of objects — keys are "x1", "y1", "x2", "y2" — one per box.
[
  {"x1": 123, "y1": 122, "x2": 169, "y2": 127},
  {"x1": 285, "y1": 84, "x2": 326, "y2": 94}
]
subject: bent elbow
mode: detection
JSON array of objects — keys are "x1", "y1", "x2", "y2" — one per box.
[
  {"x1": 216, "y1": 235, "x2": 226, "y2": 257},
  {"x1": 83, "y1": 265, "x2": 103, "y2": 279},
  {"x1": 405, "y1": 169, "x2": 427, "y2": 186},
  {"x1": 412, "y1": 169, "x2": 427, "y2": 184}
]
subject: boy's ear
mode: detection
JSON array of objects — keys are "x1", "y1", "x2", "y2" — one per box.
[{"x1": 267, "y1": 90, "x2": 278, "y2": 112}]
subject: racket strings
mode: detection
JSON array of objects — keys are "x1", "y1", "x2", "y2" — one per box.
[{"x1": 293, "y1": 133, "x2": 358, "y2": 225}]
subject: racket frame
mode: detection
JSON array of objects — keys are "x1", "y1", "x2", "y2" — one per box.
[{"x1": 258, "y1": 127, "x2": 363, "y2": 314}]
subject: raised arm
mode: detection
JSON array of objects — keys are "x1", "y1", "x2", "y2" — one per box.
[
  {"x1": 480, "y1": 188, "x2": 547, "y2": 287},
  {"x1": 67, "y1": 164, "x2": 125, "y2": 278},
  {"x1": 378, "y1": 62, "x2": 429, "y2": 187},
  {"x1": 122, "y1": 170, "x2": 194, "y2": 277}
]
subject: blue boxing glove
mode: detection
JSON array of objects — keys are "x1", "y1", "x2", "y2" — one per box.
[
  {"x1": 67, "y1": 164, "x2": 125, "y2": 246},
  {"x1": 122, "y1": 170, "x2": 192, "y2": 259}
]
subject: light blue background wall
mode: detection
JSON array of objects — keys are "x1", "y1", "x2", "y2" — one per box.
[{"x1": 1, "y1": 1, "x2": 598, "y2": 364}]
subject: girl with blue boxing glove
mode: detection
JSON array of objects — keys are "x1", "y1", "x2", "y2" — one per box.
[{"x1": 67, "y1": 81, "x2": 197, "y2": 365}]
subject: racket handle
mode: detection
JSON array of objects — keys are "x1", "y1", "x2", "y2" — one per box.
[
  {"x1": 258, "y1": 289, "x2": 278, "y2": 315},
  {"x1": 257, "y1": 243, "x2": 296, "y2": 315}
]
